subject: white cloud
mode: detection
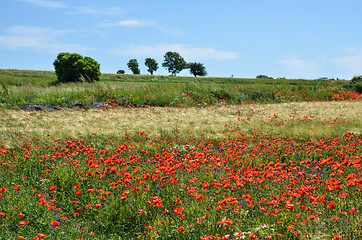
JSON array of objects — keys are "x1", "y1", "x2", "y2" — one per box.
[
  {"x1": 0, "y1": 25, "x2": 91, "y2": 53},
  {"x1": 332, "y1": 55, "x2": 362, "y2": 77},
  {"x1": 98, "y1": 19, "x2": 182, "y2": 36},
  {"x1": 69, "y1": 7, "x2": 125, "y2": 17},
  {"x1": 114, "y1": 44, "x2": 239, "y2": 61},
  {"x1": 117, "y1": 20, "x2": 148, "y2": 27},
  {"x1": 98, "y1": 19, "x2": 155, "y2": 28},
  {"x1": 18, "y1": 0, "x2": 65, "y2": 9},
  {"x1": 278, "y1": 57, "x2": 319, "y2": 78}
]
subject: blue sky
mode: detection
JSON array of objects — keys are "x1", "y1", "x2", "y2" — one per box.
[{"x1": 1, "y1": 0, "x2": 362, "y2": 79}]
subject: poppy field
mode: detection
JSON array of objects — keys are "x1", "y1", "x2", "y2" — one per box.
[
  {"x1": 0, "y1": 71, "x2": 362, "y2": 239},
  {"x1": 0, "y1": 100, "x2": 361, "y2": 240}
]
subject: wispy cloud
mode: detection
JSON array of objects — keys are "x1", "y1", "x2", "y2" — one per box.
[
  {"x1": 0, "y1": 25, "x2": 91, "y2": 53},
  {"x1": 114, "y1": 44, "x2": 239, "y2": 61},
  {"x1": 18, "y1": 0, "x2": 65, "y2": 9},
  {"x1": 278, "y1": 57, "x2": 319, "y2": 78},
  {"x1": 332, "y1": 54, "x2": 362, "y2": 78},
  {"x1": 69, "y1": 7, "x2": 125, "y2": 18},
  {"x1": 97, "y1": 18, "x2": 182, "y2": 35},
  {"x1": 117, "y1": 20, "x2": 149, "y2": 27},
  {"x1": 98, "y1": 19, "x2": 155, "y2": 28}
]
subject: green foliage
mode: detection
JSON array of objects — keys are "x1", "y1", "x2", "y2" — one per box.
[
  {"x1": 53, "y1": 52, "x2": 101, "y2": 83},
  {"x1": 162, "y1": 51, "x2": 187, "y2": 76},
  {"x1": 346, "y1": 76, "x2": 362, "y2": 93},
  {"x1": 351, "y1": 75, "x2": 362, "y2": 84},
  {"x1": 127, "y1": 59, "x2": 140, "y2": 74},
  {"x1": 144, "y1": 58, "x2": 159, "y2": 75},
  {"x1": 353, "y1": 82, "x2": 362, "y2": 93},
  {"x1": 116, "y1": 70, "x2": 125, "y2": 74},
  {"x1": 188, "y1": 62, "x2": 207, "y2": 77},
  {"x1": 256, "y1": 75, "x2": 273, "y2": 79}
]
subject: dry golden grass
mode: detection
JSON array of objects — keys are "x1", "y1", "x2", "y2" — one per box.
[{"x1": 0, "y1": 101, "x2": 360, "y2": 146}]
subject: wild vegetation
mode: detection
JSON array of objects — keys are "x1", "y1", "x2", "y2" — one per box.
[
  {"x1": 0, "y1": 69, "x2": 361, "y2": 240},
  {"x1": 0, "y1": 69, "x2": 360, "y2": 109}
]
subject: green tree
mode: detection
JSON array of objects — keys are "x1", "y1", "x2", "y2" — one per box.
[
  {"x1": 144, "y1": 58, "x2": 159, "y2": 75},
  {"x1": 162, "y1": 51, "x2": 187, "y2": 76},
  {"x1": 53, "y1": 52, "x2": 101, "y2": 83},
  {"x1": 256, "y1": 75, "x2": 273, "y2": 79},
  {"x1": 349, "y1": 75, "x2": 362, "y2": 93},
  {"x1": 127, "y1": 59, "x2": 140, "y2": 74},
  {"x1": 117, "y1": 70, "x2": 125, "y2": 74},
  {"x1": 351, "y1": 75, "x2": 362, "y2": 84},
  {"x1": 188, "y1": 62, "x2": 207, "y2": 77}
]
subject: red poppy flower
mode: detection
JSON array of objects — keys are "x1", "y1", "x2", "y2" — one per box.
[
  {"x1": 51, "y1": 221, "x2": 60, "y2": 228},
  {"x1": 349, "y1": 207, "x2": 356, "y2": 214},
  {"x1": 196, "y1": 194, "x2": 204, "y2": 201},
  {"x1": 286, "y1": 203, "x2": 294, "y2": 211},
  {"x1": 144, "y1": 174, "x2": 151, "y2": 181},
  {"x1": 327, "y1": 202, "x2": 336, "y2": 210},
  {"x1": 36, "y1": 234, "x2": 47, "y2": 238},
  {"x1": 178, "y1": 226, "x2": 185, "y2": 233}
]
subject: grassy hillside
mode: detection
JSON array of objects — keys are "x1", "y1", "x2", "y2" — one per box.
[
  {"x1": 0, "y1": 69, "x2": 358, "y2": 109},
  {"x1": 0, "y1": 68, "x2": 347, "y2": 86}
]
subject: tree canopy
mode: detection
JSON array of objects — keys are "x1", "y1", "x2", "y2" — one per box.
[
  {"x1": 127, "y1": 59, "x2": 140, "y2": 74},
  {"x1": 145, "y1": 58, "x2": 159, "y2": 75},
  {"x1": 53, "y1": 52, "x2": 100, "y2": 83},
  {"x1": 162, "y1": 51, "x2": 187, "y2": 76},
  {"x1": 188, "y1": 62, "x2": 207, "y2": 77},
  {"x1": 256, "y1": 75, "x2": 273, "y2": 79}
]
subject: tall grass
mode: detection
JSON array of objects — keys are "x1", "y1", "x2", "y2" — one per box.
[{"x1": 1, "y1": 101, "x2": 360, "y2": 149}]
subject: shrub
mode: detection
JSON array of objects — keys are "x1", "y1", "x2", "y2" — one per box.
[
  {"x1": 351, "y1": 75, "x2": 362, "y2": 84},
  {"x1": 348, "y1": 75, "x2": 362, "y2": 93},
  {"x1": 53, "y1": 53, "x2": 100, "y2": 83},
  {"x1": 117, "y1": 70, "x2": 125, "y2": 74},
  {"x1": 256, "y1": 75, "x2": 273, "y2": 79}
]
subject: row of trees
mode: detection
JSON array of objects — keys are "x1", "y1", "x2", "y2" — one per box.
[
  {"x1": 53, "y1": 52, "x2": 207, "y2": 83},
  {"x1": 122, "y1": 51, "x2": 207, "y2": 77}
]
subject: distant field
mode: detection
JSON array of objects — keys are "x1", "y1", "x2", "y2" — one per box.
[
  {"x1": 0, "y1": 68, "x2": 336, "y2": 85},
  {"x1": 0, "y1": 69, "x2": 358, "y2": 109}
]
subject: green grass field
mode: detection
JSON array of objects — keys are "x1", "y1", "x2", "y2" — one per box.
[
  {"x1": 0, "y1": 69, "x2": 361, "y2": 240},
  {"x1": 0, "y1": 69, "x2": 357, "y2": 109}
]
